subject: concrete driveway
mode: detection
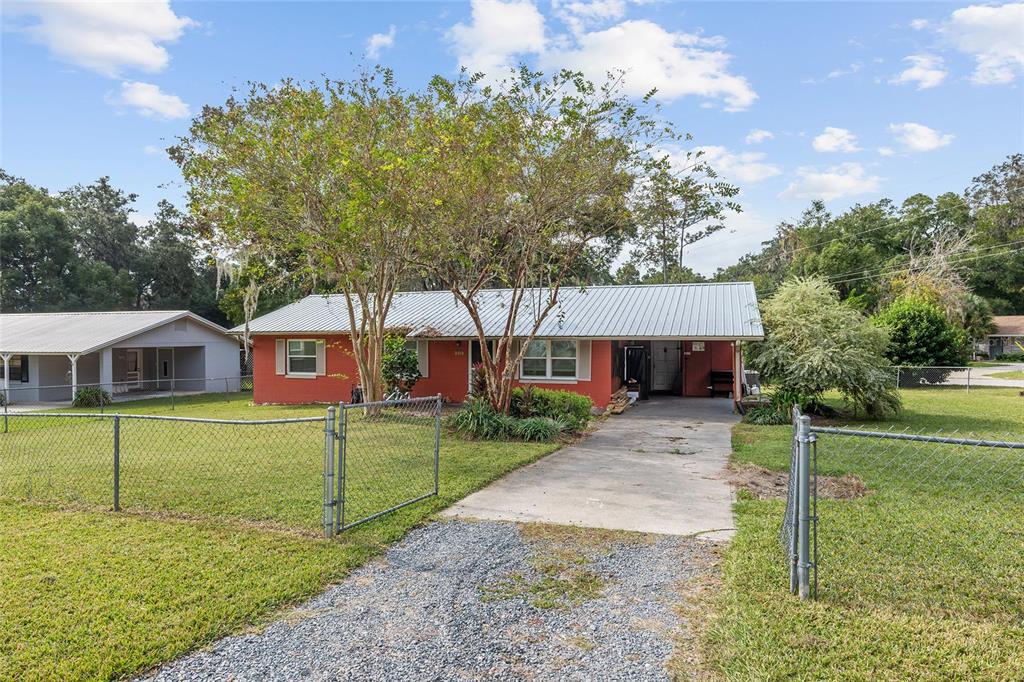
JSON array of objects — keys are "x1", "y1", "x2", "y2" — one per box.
[{"x1": 445, "y1": 397, "x2": 737, "y2": 539}]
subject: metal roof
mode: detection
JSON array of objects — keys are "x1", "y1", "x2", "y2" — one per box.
[
  {"x1": 0, "y1": 311, "x2": 231, "y2": 355},
  {"x1": 232, "y1": 283, "x2": 764, "y2": 340}
]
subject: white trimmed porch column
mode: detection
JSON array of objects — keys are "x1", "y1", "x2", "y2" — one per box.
[
  {"x1": 1, "y1": 353, "x2": 10, "y2": 398},
  {"x1": 67, "y1": 353, "x2": 79, "y2": 398},
  {"x1": 99, "y1": 348, "x2": 113, "y2": 393}
]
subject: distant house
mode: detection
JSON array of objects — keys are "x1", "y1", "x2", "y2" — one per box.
[
  {"x1": 0, "y1": 311, "x2": 241, "y2": 402},
  {"x1": 988, "y1": 316, "x2": 1024, "y2": 358},
  {"x1": 230, "y1": 283, "x2": 765, "y2": 409}
]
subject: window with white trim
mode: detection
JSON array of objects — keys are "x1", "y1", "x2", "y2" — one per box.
[
  {"x1": 521, "y1": 339, "x2": 577, "y2": 379},
  {"x1": 287, "y1": 340, "x2": 318, "y2": 375}
]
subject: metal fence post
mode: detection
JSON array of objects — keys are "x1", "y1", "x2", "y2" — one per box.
[
  {"x1": 789, "y1": 409, "x2": 799, "y2": 595},
  {"x1": 336, "y1": 403, "x2": 347, "y2": 533},
  {"x1": 3, "y1": 398, "x2": 7, "y2": 434},
  {"x1": 170, "y1": 380, "x2": 175, "y2": 411},
  {"x1": 113, "y1": 415, "x2": 121, "y2": 511},
  {"x1": 433, "y1": 394, "x2": 442, "y2": 495},
  {"x1": 966, "y1": 367, "x2": 971, "y2": 393},
  {"x1": 796, "y1": 414, "x2": 812, "y2": 600},
  {"x1": 323, "y1": 406, "x2": 336, "y2": 538}
]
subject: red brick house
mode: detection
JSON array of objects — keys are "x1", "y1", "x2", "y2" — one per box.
[{"x1": 231, "y1": 283, "x2": 764, "y2": 409}]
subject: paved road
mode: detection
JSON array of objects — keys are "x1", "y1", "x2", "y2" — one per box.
[{"x1": 445, "y1": 397, "x2": 737, "y2": 539}]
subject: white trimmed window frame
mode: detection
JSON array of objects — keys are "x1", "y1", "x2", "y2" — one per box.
[
  {"x1": 286, "y1": 339, "x2": 318, "y2": 377},
  {"x1": 520, "y1": 339, "x2": 578, "y2": 382}
]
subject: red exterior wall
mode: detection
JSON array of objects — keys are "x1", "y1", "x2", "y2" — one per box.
[
  {"x1": 254, "y1": 336, "x2": 617, "y2": 408},
  {"x1": 412, "y1": 340, "x2": 470, "y2": 400},
  {"x1": 252, "y1": 334, "x2": 358, "y2": 404}
]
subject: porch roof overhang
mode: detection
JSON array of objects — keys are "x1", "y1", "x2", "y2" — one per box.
[
  {"x1": 230, "y1": 283, "x2": 765, "y2": 341},
  {"x1": 0, "y1": 311, "x2": 231, "y2": 356}
]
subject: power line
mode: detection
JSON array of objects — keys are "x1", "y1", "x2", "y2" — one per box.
[
  {"x1": 823, "y1": 238, "x2": 1024, "y2": 284},
  {"x1": 826, "y1": 245, "x2": 1024, "y2": 287}
]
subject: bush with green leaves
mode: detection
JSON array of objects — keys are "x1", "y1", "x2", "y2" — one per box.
[
  {"x1": 994, "y1": 351, "x2": 1024, "y2": 362},
  {"x1": 381, "y1": 335, "x2": 421, "y2": 393},
  {"x1": 873, "y1": 297, "x2": 969, "y2": 367},
  {"x1": 73, "y1": 387, "x2": 113, "y2": 408},
  {"x1": 747, "y1": 276, "x2": 900, "y2": 419},
  {"x1": 447, "y1": 397, "x2": 567, "y2": 442},
  {"x1": 510, "y1": 386, "x2": 592, "y2": 432}
]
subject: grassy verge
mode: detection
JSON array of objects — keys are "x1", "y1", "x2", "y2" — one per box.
[
  {"x1": 707, "y1": 388, "x2": 1024, "y2": 679},
  {"x1": 990, "y1": 369, "x2": 1024, "y2": 380},
  {"x1": 1, "y1": 394, "x2": 559, "y2": 680}
]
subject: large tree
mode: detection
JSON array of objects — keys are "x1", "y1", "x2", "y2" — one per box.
[
  {"x1": 413, "y1": 69, "x2": 694, "y2": 413},
  {"x1": 0, "y1": 172, "x2": 78, "y2": 311},
  {"x1": 171, "y1": 70, "x2": 427, "y2": 402},
  {"x1": 628, "y1": 153, "x2": 739, "y2": 282}
]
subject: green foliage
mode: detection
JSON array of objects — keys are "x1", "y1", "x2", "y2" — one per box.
[
  {"x1": 72, "y1": 387, "x2": 112, "y2": 408},
  {"x1": 741, "y1": 404, "x2": 790, "y2": 425},
  {"x1": 510, "y1": 386, "x2": 592, "y2": 432},
  {"x1": 380, "y1": 335, "x2": 421, "y2": 393},
  {"x1": 995, "y1": 351, "x2": 1024, "y2": 362},
  {"x1": 447, "y1": 398, "x2": 567, "y2": 442},
  {"x1": 749, "y1": 276, "x2": 901, "y2": 419},
  {"x1": 873, "y1": 297, "x2": 969, "y2": 366}
]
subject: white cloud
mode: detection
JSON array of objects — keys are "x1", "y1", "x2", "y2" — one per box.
[
  {"x1": 940, "y1": 3, "x2": 1024, "y2": 84},
  {"x1": 448, "y1": 0, "x2": 546, "y2": 77},
  {"x1": 812, "y1": 127, "x2": 861, "y2": 153},
  {"x1": 878, "y1": 146, "x2": 896, "y2": 157},
  {"x1": 680, "y1": 206, "x2": 774, "y2": 275},
  {"x1": 554, "y1": 0, "x2": 626, "y2": 35},
  {"x1": 8, "y1": 0, "x2": 194, "y2": 77},
  {"x1": 888, "y1": 122, "x2": 954, "y2": 152},
  {"x1": 779, "y1": 163, "x2": 882, "y2": 201},
  {"x1": 544, "y1": 20, "x2": 757, "y2": 110},
  {"x1": 889, "y1": 54, "x2": 947, "y2": 89},
  {"x1": 745, "y1": 129, "x2": 773, "y2": 144},
  {"x1": 695, "y1": 146, "x2": 781, "y2": 184},
  {"x1": 447, "y1": 2, "x2": 757, "y2": 111},
  {"x1": 143, "y1": 144, "x2": 162, "y2": 155},
  {"x1": 366, "y1": 25, "x2": 397, "y2": 60},
  {"x1": 112, "y1": 81, "x2": 189, "y2": 119},
  {"x1": 909, "y1": 18, "x2": 930, "y2": 30}
]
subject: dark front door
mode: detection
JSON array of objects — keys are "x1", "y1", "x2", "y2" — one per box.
[
  {"x1": 683, "y1": 341, "x2": 712, "y2": 396},
  {"x1": 622, "y1": 345, "x2": 650, "y2": 400}
]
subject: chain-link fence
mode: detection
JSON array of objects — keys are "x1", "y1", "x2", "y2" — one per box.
[
  {"x1": 1, "y1": 394, "x2": 443, "y2": 537},
  {"x1": 1, "y1": 410, "x2": 328, "y2": 533},
  {"x1": 0, "y1": 375, "x2": 253, "y2": 412},
  {"x1": 889, "y1": 364, "x2": 1024, "y2": 390},
  {"x1": 783, "y1": 407, "x2": 1024, "y2": 619},
  {"x1": 333, "y1": 395, "x2": 442, "y2": 532}
]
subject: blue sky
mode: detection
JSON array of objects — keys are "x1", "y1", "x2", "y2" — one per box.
[{"x1": 3, "y1": 1, "x2": 1022, "y2": 274}]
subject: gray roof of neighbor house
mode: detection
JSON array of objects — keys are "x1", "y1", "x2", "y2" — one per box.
[
  {"x1": 0, "y1": 311, "x2": 231, "y2": 355},
  {"x1": 991, "y1": 316, "x2": 1024, "y2": 336},
  {"x1": 231, "y1": 283, "x2": 764, "y2": 340}
]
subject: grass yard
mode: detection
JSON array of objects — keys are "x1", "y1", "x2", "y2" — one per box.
[
  {"x1": 990, "y1": 369, "x2": 1024, "y2": 380},
  {"x1": 706, "y1": 388, "x2": 1024, "y2": 679},
  {"x1": 0, "y1": 393, "x2": 559, "y2": 680}
]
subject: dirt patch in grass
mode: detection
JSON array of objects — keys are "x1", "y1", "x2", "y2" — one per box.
[
  {"x1": 669, "y1": 542, "x2": 725, "y2": 681},
  {"x1": 727, "y1": 463, "x2": 868, "y2": 500}
]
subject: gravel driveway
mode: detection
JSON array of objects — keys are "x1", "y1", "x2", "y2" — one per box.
[{"x1": 144, "y1": 520, "x2": 719, "y2": 681}]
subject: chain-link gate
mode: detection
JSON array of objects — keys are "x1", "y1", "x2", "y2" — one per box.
[
  {"x1": 325, "y1": 395, "x2": 442, "y2": 535},
  {"x1": 783, "y1": 406, "x2": 1024, "y2": 609}
]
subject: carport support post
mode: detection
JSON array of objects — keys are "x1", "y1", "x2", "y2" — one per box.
[
  {"x1": 796, "y1": 415, "x2": 812, "y2": 600},
  {"x1": 1, "y1": 354, "x2": 10, "y2": 429},
  {"x1": 322, "y1": 405, "x2": 337, "y2": 538}
]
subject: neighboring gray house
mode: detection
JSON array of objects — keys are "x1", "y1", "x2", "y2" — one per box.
[
  {"x1": 988, "y1": 316, "x2": 1024, "y2": 358},
  {"x1": 0, "y1": 311, "x2": 241, "y2": 403}
]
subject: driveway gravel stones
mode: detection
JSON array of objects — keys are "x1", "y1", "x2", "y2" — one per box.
[{"x1": 143, "y1": 520, "x2": 720, "y2": 681}]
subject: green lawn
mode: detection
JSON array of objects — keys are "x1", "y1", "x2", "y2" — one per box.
[
  {"x1": 990, "y1": 369, "x2": 1024, "y2": 380},
  {"x1": 707, "y1": 388, "x2": 1024, "y2": 679},
  {"x1": 0, "y1": 393, "x2": 559, "y2": 680}
]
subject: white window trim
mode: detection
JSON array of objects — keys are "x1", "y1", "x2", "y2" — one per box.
[
  {"x1": 519, "y1": 339, "x2": 578, "y2": 381},
  {"x1": 286, "y1": 339, "x2": 318, "y2": 377}
]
